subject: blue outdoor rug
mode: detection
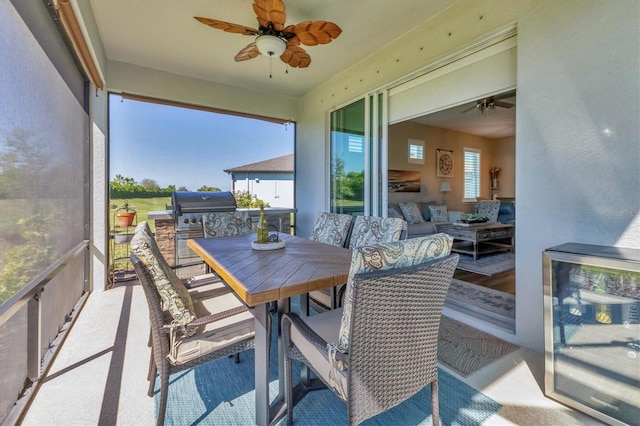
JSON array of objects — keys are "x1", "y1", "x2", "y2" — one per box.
[{"x1": 156, "y1": 312, "x2": 502, "y2": 425}]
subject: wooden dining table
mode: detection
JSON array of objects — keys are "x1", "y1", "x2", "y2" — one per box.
[{"x1": 187, "y1": 232, "x2": 352, "y2": 426}]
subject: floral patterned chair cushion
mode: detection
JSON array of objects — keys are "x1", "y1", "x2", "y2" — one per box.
[
  {"x1": 203, "y1": 211, "x2": 253, "y2": 237},
  {"x1": 348, "y1": 216, "x2": 407, "y2": 249},
  {"x1": 130, "y1": 230, "x2": 197, "y2": 336},
  {"x1": 398, "y1": 201, "x2": 425, "y2": 224},
  {"x1": 428, "y1": 205, "x2": 449, "y2": 222},
  {"x1": 309, "y1": 212, "x2": 353, "y2": 247},
  {"x1": 335, "y1": 232, "x2": 453, "y2": 355},
  {"x1": 475, "y1": 200, "x2": 500, "y2": 223},
  {"x1": 135, "y1": 221, "x2": 153, "y2": 236}
]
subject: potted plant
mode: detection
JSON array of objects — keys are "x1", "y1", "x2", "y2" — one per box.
[{"x1": 115, "y1": 201, "x2": 136, "y2": 227}]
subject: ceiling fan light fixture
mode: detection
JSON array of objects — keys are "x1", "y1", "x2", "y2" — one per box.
[{"x1": 255, "y1": 35, "x2": 286, "y2": 57}]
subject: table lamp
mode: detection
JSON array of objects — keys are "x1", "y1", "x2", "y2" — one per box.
[{"x1": 440, "y1": 181, "x2": 451, "y2": 205}]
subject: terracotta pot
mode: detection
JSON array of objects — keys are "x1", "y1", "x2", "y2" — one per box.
[{"x1": 116, "y1": 211, "x2": 136, "y2": 227}]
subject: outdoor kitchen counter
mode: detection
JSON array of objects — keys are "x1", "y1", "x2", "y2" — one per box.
[
  {"x1": 147, "y1": 210, "x2": 173, "y2": 220},
  {"x1": 147, "y1": 207, "x2": 297, "y2": 271},
  {"x1": 147, "y1": 207, "x2": 297, "y2": 221}
]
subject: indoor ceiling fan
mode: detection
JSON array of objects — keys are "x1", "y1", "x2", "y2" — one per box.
[
  {"x1": 194, "y1": 0, "x2": 342, "y2": 71},
  {"x1": 461, "y1": 92, "x2": 516, "y2": 114}
]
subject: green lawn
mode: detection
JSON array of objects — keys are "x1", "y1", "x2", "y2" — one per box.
[
  {"x1": 109, "y1": 197, "x2": 170, "y2": 275},
  {"x1": 109, "y1": 197, "x2": 171, "y2": 233}
]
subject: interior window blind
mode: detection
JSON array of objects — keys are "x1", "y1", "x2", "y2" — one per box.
[{"x1": 464, "y1": 149, "x2": 481, "y2": 199}]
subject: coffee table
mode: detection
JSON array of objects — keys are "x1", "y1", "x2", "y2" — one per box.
[{"x1": 435, "y1": 222, "x2": 514, "y2": 260}]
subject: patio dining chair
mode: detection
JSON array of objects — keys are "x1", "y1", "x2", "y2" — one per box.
[
  {"x1": 308, "y1": 211, "x2": 353, "y2": 247},
  {"x1": 475, "y1": 200, "x2": 501, "y2": 223},
  {"x1": 308, "y1": 215, "x2": 407, "y2": 312},
  {"x1": 131, "y1": 251, "x2": 261, "y2": 426},
  {"x1": 202, "y1": 210, "x2": 253, "y2": 237},
  {"x1": 283, "y1": 234, "x2": 457, "y2": 426},
  {"x1": 133, "y1": 222, "x2": 227, "y2": 298}
]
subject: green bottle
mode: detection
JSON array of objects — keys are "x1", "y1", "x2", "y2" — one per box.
[{"x1": 257, "y1": 205, "x2": 269, "y2": 243}]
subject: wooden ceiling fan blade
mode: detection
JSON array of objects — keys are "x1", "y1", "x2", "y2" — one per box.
[
  {"x1": 283, "y1": 25, "x2": 300, "y2": 45},
  {"x1": 194, "y1": 17, "x2": 258, "y2": 35},
  {"x1": 292, "y1": 21, "x2": 342, "y2": 46},
  {"x1": 494, "y1": 100, "x2": 514, "y2": 108},
  {"x1": 253, "y1": 0, "x2": 287, "y2": 31},
  {"x1": 234, "y1": 42, "x2": 261, "y2": 62},
  {"x1": 280, "y1": 45, "x2": 310, "y2": 68}
]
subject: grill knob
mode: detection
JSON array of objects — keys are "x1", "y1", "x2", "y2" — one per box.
[
  {"x1": 183, "y1": 218, "x2": 189, "y2": 224},
  {"x1": 190, "y1": 217, "x2": 197, "y2": 224}
]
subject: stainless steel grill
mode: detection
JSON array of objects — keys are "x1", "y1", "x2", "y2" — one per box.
[
  {"x1": 172, "y1": 191, "x2": 237, "y2": 232},
  {"x1": 171, "y1": 191, "x2": 237, "y2": 271}
]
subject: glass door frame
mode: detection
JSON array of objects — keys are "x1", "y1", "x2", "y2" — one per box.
[{"x1": 327, "y1": 90, "x2": 389, "y2": 217}]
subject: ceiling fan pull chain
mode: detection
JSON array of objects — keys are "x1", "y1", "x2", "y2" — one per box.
[{"x1": 269, "y1": 53, "x2": 273, "y2": 78}]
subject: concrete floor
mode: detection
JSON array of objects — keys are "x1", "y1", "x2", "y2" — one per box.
[{"x1": 22, "y1": 280, "x2": 604, "y2": 425}]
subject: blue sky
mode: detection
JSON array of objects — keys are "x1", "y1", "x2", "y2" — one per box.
[{"x1": 109, "y1": 96, "x2": 294, "y2": 191}]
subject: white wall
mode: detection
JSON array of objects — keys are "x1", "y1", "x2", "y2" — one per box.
[
  {"x1": 296, "y1": 0, "x2": 639, "y2": 353},
  {"x1": 516, "y1": 0, "x2": 639, "y2": 351},
  {"x1": 234, "y1": 176, "x2": 294, "y2": 208},
  {"x1": 296, "y1": 0, "x2": 534, "y2": 239},
  {"x1": 106, "y1": 60, "x2": 298, "y2": 123},
  {"x1": 90, "y1": 89, "x2": 109, "y2": 292}
]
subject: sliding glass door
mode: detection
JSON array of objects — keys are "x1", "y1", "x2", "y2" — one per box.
[{"x1": 329, "y1": 92, "x2": 387, "y2": 217}]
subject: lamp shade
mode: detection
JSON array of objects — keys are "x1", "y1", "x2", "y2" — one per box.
[
  {"x1": 440, "y1": 181, "x2": 451, "y2": 192},
  {"x1": 255, "y1": 35, "x2": 286, "y2": 57}
]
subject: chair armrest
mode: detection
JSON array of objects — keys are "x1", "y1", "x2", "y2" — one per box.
[
  {"x1": 281, "y1": 313, "x2": 329, "y2": 355},
  {"x1": 188, "y1": 305, "x2": 250, "y2": 327},
  {"x1": 182, "y1": 273, "x2": 220, "y2": 289}
]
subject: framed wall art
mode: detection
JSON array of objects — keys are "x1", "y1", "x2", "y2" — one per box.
[
  {"x1": 436, "y1": 149, "x2": 453, "y2": 178},
  {"x1": 388, "y1": 169, "x2": 421, "y2": 192}
]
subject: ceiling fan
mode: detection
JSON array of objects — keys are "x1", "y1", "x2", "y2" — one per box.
[
  {"x1": 194, "y1": 0, "x2": 342, "y2": 71},
  {"x1": 461, "y1": 92, "x2": 516, "y2": 114}
]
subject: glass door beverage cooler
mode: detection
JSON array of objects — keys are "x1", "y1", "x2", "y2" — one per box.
[{"x1": 543, "y1": 243, "x2": 640, "y2": 425}]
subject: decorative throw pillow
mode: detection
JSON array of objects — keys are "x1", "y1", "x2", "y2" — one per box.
[
  {"x1": 387, "y1": 206, "x2": 403, "y2": 219},
  {"x1": 429, "y1": 205, "x2": 449, "y2": 222},
  {"x1": 335, "y1": 233, "x2": 453, "y2": 358},
  {"x1": 420, "y1": 201, "x2": 438, "y2": 221},
  {"x1": 398, "y1": 201, "x2": 425, "y2": 224}
]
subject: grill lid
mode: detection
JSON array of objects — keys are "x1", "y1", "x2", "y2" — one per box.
[{"x1": 172, "y1": 191, "x2": 237, "y2": 215}]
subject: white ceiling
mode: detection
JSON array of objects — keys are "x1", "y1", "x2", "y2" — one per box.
[
  {"x1": 88, "y1": 0, "x2": 456, "y2": 98},
  {"x1": 410, "y1": 93, "x2": 516, "y2": 139},
  {"x1": 87, "y1": 0, "x2": 514, "y2": 137}
]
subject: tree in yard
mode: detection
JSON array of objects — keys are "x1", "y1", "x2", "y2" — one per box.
[
  {"x1": 233, "y1": 190, "x2": 270, "y2": 208},
  {"x1": 197, "y1": 185, "x2": 221, "y2": 192},
  {"x1": 140, "y1": 178, "x2": 159, "y2": 190}
]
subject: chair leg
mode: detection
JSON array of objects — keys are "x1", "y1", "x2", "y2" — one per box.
[
  {"x1": 431, "y1": 378, "x2": 440, "y2": 426},
  {"x1": 147, "y1": 351, "x2": 154, "y2": 381},
  {"x1": 284, "y1": 355, "x2": 293, "y2": 426},
  {"x1": 148, "y1": 355, "x2": 157, "y2": 396},
  {"x1": 157, "y1": 367, "x2": 169, "y2": 426}
]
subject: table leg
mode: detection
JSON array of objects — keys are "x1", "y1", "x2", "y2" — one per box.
[
  {"x1": 254, "y1": 303, "x2": 270, "y2": 426},
  {"x1": 262, "y1": 298, "x2": 291, "y2": 425},
  {"x1": 473, "y1": 241, "x2": 478, "y2": 260}
]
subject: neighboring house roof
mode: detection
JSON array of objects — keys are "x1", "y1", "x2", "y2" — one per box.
[{"x1": 224, "y1": 154, "x2": 293, "y2": 174}]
